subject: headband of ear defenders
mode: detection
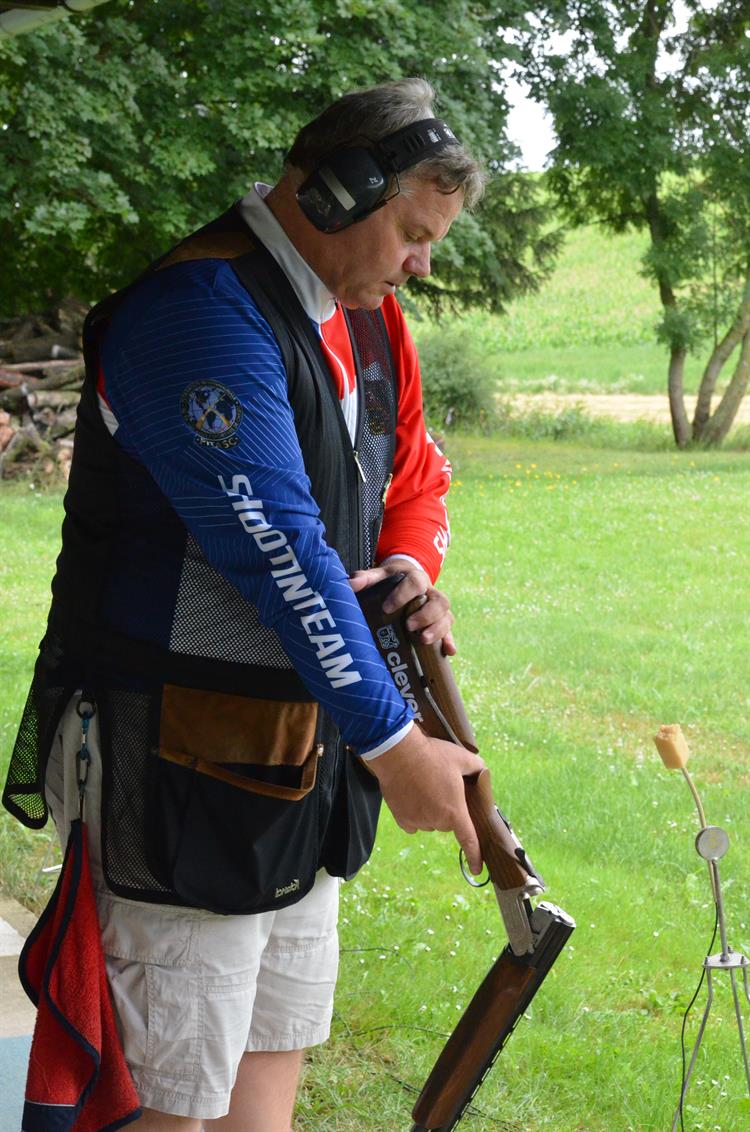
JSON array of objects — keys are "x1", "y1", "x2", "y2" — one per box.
[{"x1": 296, "y1": 118, "x2": 460, "y2": 233}]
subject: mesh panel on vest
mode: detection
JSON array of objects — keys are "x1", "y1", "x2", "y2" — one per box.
[
  {"x1": 2, "y1": 677, "x2": 64, "y2": 827},
  {"x1": 348, "y1": 310, "x2": 398, "y2": 567},
  {"x1": 170, "y1": 535, "x2": 292, "y2": 668},
  {"x1": 102, "y1": 689, "x2": 172, "y2": 896}
]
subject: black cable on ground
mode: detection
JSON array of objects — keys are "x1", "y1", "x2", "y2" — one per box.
[{"x1": 677, "y1": 905, "x2": 719, "y2": 1132}]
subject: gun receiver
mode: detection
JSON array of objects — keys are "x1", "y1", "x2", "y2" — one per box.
[
  {"x1": 464, "y1": 768, "x2": 545, "y2": 956},
  {"x1": 357, "y1": 573, "x2": 576, "y2": 1131}
]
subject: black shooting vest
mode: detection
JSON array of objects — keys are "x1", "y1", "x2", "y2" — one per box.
[{"x1": 3, "y1": 206, "x2": 399, "y2": 913}]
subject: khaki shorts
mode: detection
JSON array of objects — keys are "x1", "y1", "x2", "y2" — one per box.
[{"x1": 45, "y1": 697, "x2": 340, "y2": 1120}]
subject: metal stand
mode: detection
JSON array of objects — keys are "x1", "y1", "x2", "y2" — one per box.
[{"x1": 671, "y1": 803, "x2": 750, "y2": 1131}]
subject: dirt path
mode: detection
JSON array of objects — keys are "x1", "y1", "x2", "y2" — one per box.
[{"x1": 509, "y1": 392, "x2": 750, "y2": 425}]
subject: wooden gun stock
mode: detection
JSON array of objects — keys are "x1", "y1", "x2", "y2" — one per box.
[
  {"x1": 464, "y1": 767, "x2": 533, "y2": 890},
  {"x1": 357, "y1": 576, "x2": 538, "y2": 895}
]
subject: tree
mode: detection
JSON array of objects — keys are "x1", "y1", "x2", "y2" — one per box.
[
  {"x1": 517, "y1": 0, "x2": 750, "y2": 446},
  {"x1": 0, "y1": 0, "x2": 558, "y2": 319}
]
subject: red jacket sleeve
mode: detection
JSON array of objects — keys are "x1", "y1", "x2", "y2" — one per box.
[{"x1": 376, "y1": 296, "x2": 451, "y2": 583}]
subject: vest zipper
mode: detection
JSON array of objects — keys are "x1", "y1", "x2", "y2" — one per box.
[
  {"x1": 323, "y1": 312, "x2": 368, "y2": 822},
  {"x1": 352, "y1": 449, "x2": 367, "y2": 483},
  {"x1": 350, "y1": 315, "x2": 368, "y2": 572}
]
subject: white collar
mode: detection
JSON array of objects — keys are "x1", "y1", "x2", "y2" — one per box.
[{"x1": 237, "y1": 183, "x2": 337, "y2": 326}]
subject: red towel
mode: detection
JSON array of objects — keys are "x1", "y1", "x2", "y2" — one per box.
[{"x1": 19, "y1": 818, "x2": 141, "y2": 1132}]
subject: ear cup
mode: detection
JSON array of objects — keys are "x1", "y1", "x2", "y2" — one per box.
[
  {"x1": 295, "y1": 119, "x2": 461, "y2": 233},
  {"x1": 297, "y1": 146, "x2": 388, "y2": 233}
]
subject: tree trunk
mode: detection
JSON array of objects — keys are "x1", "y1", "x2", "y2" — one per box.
[
  {"x1": 698, "y1": 331, "x2": 750, "y2": 446},
  {"x1": 644, "y1": 190, "x2": 691, "y2": 447},
  {"x1": 693, "y1": 268, "x2": 750, "y2": 440},
  {"x1": 668, "y1": 346, "x2": 691, "y2": 446}
]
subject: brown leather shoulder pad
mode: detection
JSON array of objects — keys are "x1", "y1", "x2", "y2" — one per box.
[{"x1": 157, "y1": 230, "x2": 256, "y2": 271}]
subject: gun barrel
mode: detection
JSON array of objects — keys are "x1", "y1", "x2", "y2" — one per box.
[{"x1": 410, "y1": 903, "x2": 574, "y2": 1131}]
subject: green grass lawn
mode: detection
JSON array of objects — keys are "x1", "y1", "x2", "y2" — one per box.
[
  {"x1": 2, "y1": 440, "x2": 749, "y2": 1130},
  {"x1": 300, "y1": 439, "x2": 750, "y2": 1130},
  {"x1": 0, "y1": 484, "x2": 65, "y2": 904},
  {"x1": 414, "y1": 225, "x2": 712, "y2": 396}
]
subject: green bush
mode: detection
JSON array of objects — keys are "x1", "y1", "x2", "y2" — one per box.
[
  {"x1": 493, "y1": 402, "x2": 676, "y2": 450},
  {"x1": 499, "y1": 402, "x2": 593, "y2": 441},
  {"x1": 417, "y1": 325, "x2": 500, "y2": 431}
]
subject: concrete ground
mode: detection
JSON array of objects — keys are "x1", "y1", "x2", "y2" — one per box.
[{"x1": 0, "y1": 896, "x2": 38, "y2": 1132}]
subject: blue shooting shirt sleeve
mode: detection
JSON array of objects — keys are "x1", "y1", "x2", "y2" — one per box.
[{"x1": 100, "y1": 259, "x2": 412, "y2": 756}]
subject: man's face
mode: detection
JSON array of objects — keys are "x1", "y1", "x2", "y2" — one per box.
[{"x1": 316, "y1": 179, "x2": 464, "y2": 310}]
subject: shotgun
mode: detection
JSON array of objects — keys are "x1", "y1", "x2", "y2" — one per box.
[{"x1": 357, "y1": 574, "x2": 575, "y2": 1131}]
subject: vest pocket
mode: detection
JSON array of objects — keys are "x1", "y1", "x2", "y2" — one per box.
[
  {"x1": 146, "y1": 684, "x2": 324, "y2": 913},
  {"x1": 157, "y1": 684, "x2": 322, "y2": 801}
]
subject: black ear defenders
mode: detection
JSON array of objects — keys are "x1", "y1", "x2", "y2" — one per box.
[{"x1": 296, "y1": 118, "x2": 460, "y2": 234}]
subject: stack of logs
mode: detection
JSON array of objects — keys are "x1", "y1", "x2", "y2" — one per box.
[
  {"x1": 0, "y1": 361, "x2": 83, "y2": 480},
  {"x1": 0, "y1": 304, "x2": 87, "y2": 481}
]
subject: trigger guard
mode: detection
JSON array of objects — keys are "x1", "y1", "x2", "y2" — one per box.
[{"x1": 459, "y1": 847, "x2": 490, "y2": 888}]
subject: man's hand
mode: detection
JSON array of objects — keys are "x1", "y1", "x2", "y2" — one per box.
[
  {"x1": 349, "y1": 557, "x2": 456, "y2": 655},
  {"x1": 364, "y1": 725, "x2": 485, "y2": 874}
]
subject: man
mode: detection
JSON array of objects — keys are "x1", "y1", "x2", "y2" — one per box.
[{"x1": 4, "y1": 78, "x2": 486, "y2": 1131}]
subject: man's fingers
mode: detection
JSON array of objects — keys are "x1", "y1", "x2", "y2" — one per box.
[
  {"x1": 401, "y1": 590, "x2": 456, "y2": 651},
  {"x1": 458, "y1": 748, "x2": 485, "y2": 776},
  {"x1": 453, "y1": 755, "x2": 485, "y2": 874},
  {"x1": 367, "y1": 732, "x2": 485, "y2": 871},
  {"x1": 348, "y1": 567, "x2": 387, "y2": 593},
  {"x1": 441, "y1": 629, "x2": 457, "y2": 656},
  {"x1": 455, "y1": 818, "x2": 483, "y2": 876},
  {"x1": 348, "y1": 566, "x2": 431, "y2": 613},
  {"x1": 416, "y1": 613, "x2": 454, "y2": 646},
  {"x1": 405, "y1": 588, "x2": 451, "y2": 626},
  {"x1": 352, "y1": 568, "x2": 456, "y2": 655},
  {"x1": 382, "y1": 570, "x2": 430, "y2": 613}
]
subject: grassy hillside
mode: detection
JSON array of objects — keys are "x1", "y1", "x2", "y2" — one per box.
[{"x1": 414, "y1": 225, "x2": 711, "y2": 396}]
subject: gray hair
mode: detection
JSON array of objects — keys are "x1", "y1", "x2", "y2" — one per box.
[{"x1": 286, "y1": 78, "x2": 486, "y2": 209}]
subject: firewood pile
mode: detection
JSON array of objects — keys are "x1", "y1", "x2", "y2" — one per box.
[{"x1": 0, "y1": 299, "x2": 88, "y2": 481}]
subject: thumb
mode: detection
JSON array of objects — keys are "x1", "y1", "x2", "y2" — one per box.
[
  {"x1": 456, "y1": 747, "x2": 484, "y2": 777},
  {"x1": 348, "y1": 567, "x2": 386, "y2": 593}
]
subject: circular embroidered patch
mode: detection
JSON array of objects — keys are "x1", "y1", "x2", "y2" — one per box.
[{"x1": 180, "y1": 381, "x2": 242, "y2": 448}]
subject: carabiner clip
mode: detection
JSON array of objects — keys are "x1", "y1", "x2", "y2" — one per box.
[{"x1": 76, "y1": 698, "x2": 96, "y2": 817}]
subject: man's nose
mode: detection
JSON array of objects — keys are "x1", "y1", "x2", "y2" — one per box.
[{"x1": 404, "y1": 245, "x2": 431, "y2": 279}]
